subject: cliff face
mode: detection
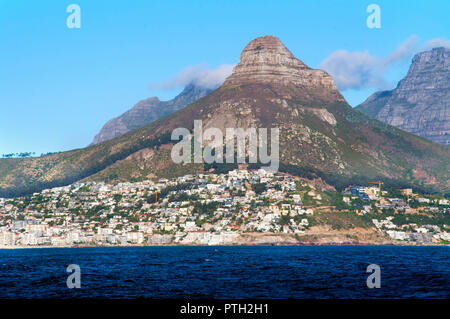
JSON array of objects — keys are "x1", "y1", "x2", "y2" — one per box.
[
  {"x1": 224, "y1": 36, "x2": 340, "y2": 94},
  {"x1": 356, "y1": 47, "x2": 450, "y2": 145},
  {"x1": 91, "y1": 84, "x2": 213, "y2": 144}
]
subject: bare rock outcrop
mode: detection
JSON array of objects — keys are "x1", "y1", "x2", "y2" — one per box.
[
  {"x1": 224, "y1": 36, "x2": 344, "y2": 101},
  {"x1": 356, "y1": 47, "x2": 450, "y2": 145}
]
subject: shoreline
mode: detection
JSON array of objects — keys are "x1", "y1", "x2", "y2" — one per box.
[
  {"x1": 1, "y1": 242, "x2": 448, "y2": 249},
  {"x1": 2, "y1": 228, "x2": 447, "y2": 249}
]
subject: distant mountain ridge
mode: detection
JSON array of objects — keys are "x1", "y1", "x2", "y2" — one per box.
[
  {"x1": 92, "y1": 84, "x2": 213, "y2": 144},
  {"x1": 356, "y1": 47, "x2": 450, "y2": 145}
]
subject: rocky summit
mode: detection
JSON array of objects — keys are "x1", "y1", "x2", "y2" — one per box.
[
  {"x1": 224, "y1": 36, "x2": 339, "y2": 93},
  {"x1": 356, "y1": 47, "x2": 450, "y2": 145},
  {"x1": 0, "y1": 36, "x2": 449, "y2": 197},
  {"x1": 92, "y1": 84, "x2": 213, "y2": 144}
]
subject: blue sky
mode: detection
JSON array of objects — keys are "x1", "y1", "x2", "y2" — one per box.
[{"x1": 0, "y1": 0, "x2": 449, "y2": 155}]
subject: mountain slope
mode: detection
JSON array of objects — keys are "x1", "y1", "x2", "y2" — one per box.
[
  {"x1": 92, "y1": 84, "x2": 213, "y2": 144},
  {"x1": 0, "y1": 36, "x2": 449, "y2": 197},
  {"x1": 356, "y1": 47, "x2": 450, "y2": 145}
]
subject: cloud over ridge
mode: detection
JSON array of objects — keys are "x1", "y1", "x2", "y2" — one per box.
[
  {"x1": 319, "y1": 35, "x2": 449, "y2": 91},
  {"x1": 153, "y1": 64, "x2": 235, "y2": 90}
]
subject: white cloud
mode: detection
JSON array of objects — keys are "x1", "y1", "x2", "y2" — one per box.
[
  {"x1": 383, "y1": 35, "x2": 420, "y2": 67},
  {"x1": 152, "y1": 64, "x2": 235, "y2": 90},
  {"x1": 319, "y1": 35, "x2": 421, "y2": 91},
  {"x1": 423, "y1": 38, "x2": 450, "y2": 50},
  {"x1": 319, "y1": 50, "x2": 386, "y2": 91}
]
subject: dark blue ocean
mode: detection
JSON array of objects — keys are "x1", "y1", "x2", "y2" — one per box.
[{"x1": 0, "y1": 246, "x2": 448, "y2": 298}]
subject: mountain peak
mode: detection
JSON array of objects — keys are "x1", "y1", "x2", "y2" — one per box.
[
  {"x1": 1, "y1": 38, "x2": 449, "y2": 198},
  {"x1": 407, "y1": 46, "x2": 449, "y2": 76},
  {"x1": 91, "y1": 84, "x2": 212, "y2": 145},
  {"x1": 356, "y1": 46, "x2": 450, "y2": 145},
  {"x1": 236, "y1": 35, "x2": 306, "y2": 68},
  {"x1": 223, "y1": 35, "x2": 338, "y2": 92}
]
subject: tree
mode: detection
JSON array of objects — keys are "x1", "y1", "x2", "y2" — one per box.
[
  {"x1": 252, "y1": 183, "x2": 267, "y2": 195},
  {"x1": 279, "y1": 214, "x2": 290, "y2": 226}
]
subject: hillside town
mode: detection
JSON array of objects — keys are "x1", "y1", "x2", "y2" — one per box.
[{"x1": 0, "y1": 169, "x2": 449, "y2": 247}]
